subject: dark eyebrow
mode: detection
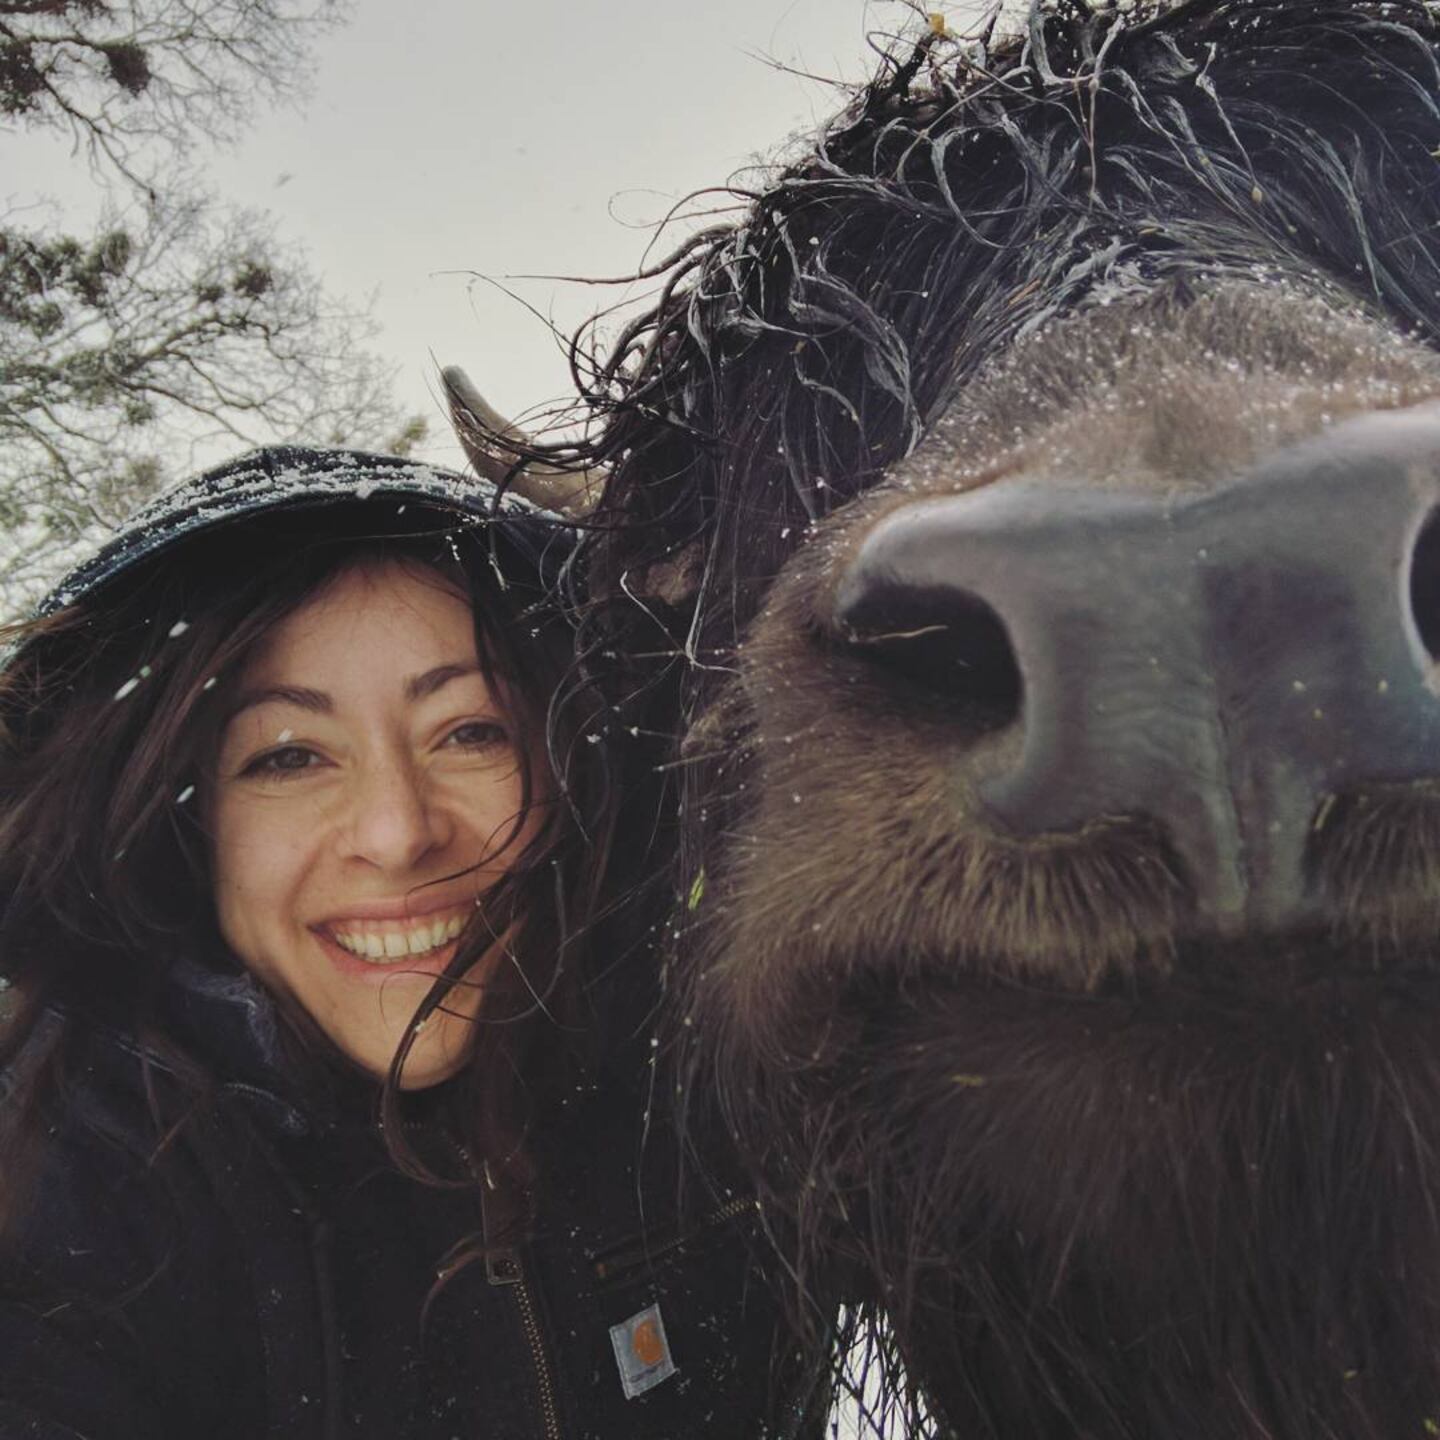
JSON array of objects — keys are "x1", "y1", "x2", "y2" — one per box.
[
  {"x1": 225, "y1": 665, "x2": 482, "y2": 724},
  {"x1": 226, "y1": 685, "x2": 332, "y2": 722},
  {"x1": 404, "y1": 663, "x2": 482, "y2": 704}
]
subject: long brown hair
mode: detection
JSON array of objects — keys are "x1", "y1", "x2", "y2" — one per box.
[{"x1": 0, "y1": 499, "x2": 613, "y2": 1229}]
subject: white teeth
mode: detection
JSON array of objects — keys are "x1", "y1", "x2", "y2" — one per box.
[{"x1": 329, "y1": 908, "x2": 470, "y2": 965}]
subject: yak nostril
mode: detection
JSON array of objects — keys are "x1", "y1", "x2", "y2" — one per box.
[
  {"x1": 835, "y1": 583, "x2": 1023, "y2": 730},
  {"x1": 1409, "y1": 508, "x2": 1440, "y2": 661}
]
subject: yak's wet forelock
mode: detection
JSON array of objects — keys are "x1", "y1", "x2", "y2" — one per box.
[
  {"x1": 581, "y1": 0, "x2": 1440, "y2": 688},
  {"x1": 554, "y1": 2, "x2": 1440, "y2": 1436}
]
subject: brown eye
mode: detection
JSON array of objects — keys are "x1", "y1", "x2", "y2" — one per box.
[
  {"x1": 443, "y1": 720, "x2": 510, "y2": 752},
  {"x1": 239, "y1": 744, "x2": 323, "y2": 778}
]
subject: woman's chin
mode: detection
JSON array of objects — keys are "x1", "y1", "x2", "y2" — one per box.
[{"x1": 303, "y1": 928, "x2": 484, "y2": 1088}]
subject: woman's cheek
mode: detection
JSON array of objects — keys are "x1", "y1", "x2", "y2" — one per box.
[{"x1": 211, "y1": 797, "x2": 314, "y2": 970}]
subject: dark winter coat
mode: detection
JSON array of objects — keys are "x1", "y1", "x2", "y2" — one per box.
[{"x1": 0, "y1": 963, "x2": 821, "y2": 1439}]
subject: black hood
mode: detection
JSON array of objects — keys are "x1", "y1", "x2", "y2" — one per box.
[{"x1": 40, "y1": 445, "x2": 574, "y2": 615}]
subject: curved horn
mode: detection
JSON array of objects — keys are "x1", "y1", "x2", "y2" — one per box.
[{"x1": 442, "y1": 364, "x2": 602, "y2": 519}]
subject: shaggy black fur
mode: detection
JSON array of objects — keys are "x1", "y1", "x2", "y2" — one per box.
[
  {"x1": 540, "y1": 3, "x2": 1440, "y2": 1435},
  {"x1": 579, "y1": 0, "x2": 1440, "y2": 668}
]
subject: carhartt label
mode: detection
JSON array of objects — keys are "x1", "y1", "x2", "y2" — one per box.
[{"x1": 609, "y1": 1302, "x2": 677, "y2": 1399}]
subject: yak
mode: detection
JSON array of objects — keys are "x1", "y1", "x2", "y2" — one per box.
[{"x1": 454, "y1": 2, "x2": 1440, "y2": 1435}]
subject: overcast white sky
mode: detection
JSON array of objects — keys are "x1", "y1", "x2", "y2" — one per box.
[
  {"x1": 234, "y1": 0, "x2": 939, "y2": 466},
  {"x1": 9, "y1": 0, "x2": 971, "y2": 471}
]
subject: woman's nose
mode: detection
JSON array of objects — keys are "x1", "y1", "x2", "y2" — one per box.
[{"x1": 340, "y1": 757, "x2": 453, "y2": 872}]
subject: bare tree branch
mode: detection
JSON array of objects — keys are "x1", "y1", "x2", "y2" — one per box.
[
  {"x1": 0, "y1": 194, "x2": 419, "y2": 611},
  {"x1": 0, "y1": 0, "x2": 349, "y2": 188},
  {"x1": 0, "y1": 0, "x2": 426, "y2": 614}
]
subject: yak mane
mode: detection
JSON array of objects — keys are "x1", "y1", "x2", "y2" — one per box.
[{"x1": 568, "y1": 0, "x2": 1440, "y2": 689}]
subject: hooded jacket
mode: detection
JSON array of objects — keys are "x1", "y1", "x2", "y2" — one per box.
[{"x1": 0, "y1": 448, "x2": 823, "y2": 1440}]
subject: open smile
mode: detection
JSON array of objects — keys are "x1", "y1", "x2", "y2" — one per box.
[{"x1": 314, "y1": 901, "x2": 475, "y2": 966}]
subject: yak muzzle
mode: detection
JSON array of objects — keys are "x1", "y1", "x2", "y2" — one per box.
[{"x1": 835, "y1": 403, "x2": 1440, "y2": 934}]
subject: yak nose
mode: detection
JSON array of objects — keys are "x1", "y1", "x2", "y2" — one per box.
[{"x1": 834, "y1": 404, "x2": 1440, "y2": 933}]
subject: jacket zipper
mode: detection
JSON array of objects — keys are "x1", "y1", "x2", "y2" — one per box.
[
  {"x1": 488, "y1": 1246, "x2": 562, "y2": 1440},
  {"x1": 591, "y1": 1194, "x2": 758, "y2": 1282}
]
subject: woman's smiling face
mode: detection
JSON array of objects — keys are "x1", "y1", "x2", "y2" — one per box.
[{"x1": 211, "y1": 557, "x2": 541, "y2": 1088}]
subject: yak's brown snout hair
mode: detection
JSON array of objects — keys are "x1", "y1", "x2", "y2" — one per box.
[{"x1": 670, "y1": 287, "x2": 1440, "y2": 1438}]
